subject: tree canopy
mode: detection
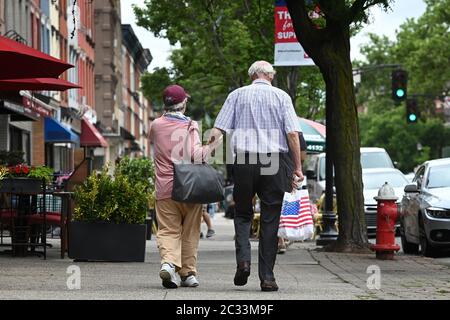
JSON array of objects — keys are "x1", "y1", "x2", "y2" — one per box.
[
  {"x1": 134, "y1": 0, "x2": 326, "y2": 123},
  {"x1": 357, "y1": 0, "x2": 450, "y2": 172}
]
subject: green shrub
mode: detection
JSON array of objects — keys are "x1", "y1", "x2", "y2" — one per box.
[
  {"x1": 73, "y1": 166, "x2": 148, "y2": 225},
  {"x1": 115, "y1": 156, "x2": 155, "y2": 191},
  {"x1": 115, "y1": 156, "x2": 156, "y2": 209}
]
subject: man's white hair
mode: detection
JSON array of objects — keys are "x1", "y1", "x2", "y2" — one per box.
[{"x1": 248, "y1": 60, "x2": 276, "y2": 78}]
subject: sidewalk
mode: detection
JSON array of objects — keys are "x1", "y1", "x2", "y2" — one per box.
[{"x1": 0, "y1": 213, "x2": 449, "y2": 300}]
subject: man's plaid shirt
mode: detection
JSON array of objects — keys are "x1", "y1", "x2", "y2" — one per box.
[{"x1": 214, "y1": 79, "x2": 301, "y2": 153}]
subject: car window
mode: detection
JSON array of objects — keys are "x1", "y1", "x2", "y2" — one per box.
[
  {"x1": 363, "y1": 171, "x2": 409, "y2": 189},
  {"x1": 413, "y1": 166, "x2": 425, "y2": 185},
  {"x1": 361, "y1": 152, "x2": 394, "y2": 169},
  {"x1": 426, "y1": 164, "x2": 450, "y2": 189}
]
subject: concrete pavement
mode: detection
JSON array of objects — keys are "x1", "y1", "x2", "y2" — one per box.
[{"x1": 0, "y1": 213, "x2": 449, "y2": 300}]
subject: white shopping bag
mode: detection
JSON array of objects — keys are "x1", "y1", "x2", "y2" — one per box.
[{"x1": 278, "y1": 188, "x2": 314, "y2": 241}]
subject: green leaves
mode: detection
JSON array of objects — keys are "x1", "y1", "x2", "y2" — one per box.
[
  {"x1": 357, "y1": 0, "x2": 450, "y2": 172},
  {"x1": 27, "y1": 166, "x2": 54, "y2": 183},
  {"x1": 73, "y1": 159, "x2": 155, "y2": 225},
  {"x1": 136, "y1": 0, "x2": 328, "y2": 123}
]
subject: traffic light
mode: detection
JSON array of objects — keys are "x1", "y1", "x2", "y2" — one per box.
[
  {"x1": 392, "y1": 69, "x2": 408, "y2": 103},
  {"x1": 406, "y1": 99, "x2": 419, "y2": 123}
]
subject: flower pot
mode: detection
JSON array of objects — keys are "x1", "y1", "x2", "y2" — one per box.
[
  {"x1": 0, "y1": 177, "x2": 43, "y2": 194},
  {"x1": 68, "y1": 221, "x2": 147, "y2": 262}
]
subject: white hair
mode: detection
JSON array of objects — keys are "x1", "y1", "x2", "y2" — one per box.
[
  {"x1": 248, "y1": 60, "x2": 276, "y2": 78},
  {"x1": 164, "y1": 98, "x2": 187, "y2": 112}
]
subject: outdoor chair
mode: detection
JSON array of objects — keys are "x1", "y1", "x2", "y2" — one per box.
[{"x1": 26, "y1": 193, "x2": 70, "y2": 259}]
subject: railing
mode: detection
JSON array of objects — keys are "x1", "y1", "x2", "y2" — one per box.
[{"x1": 4, "y1": 30, "x2": 27, "y2": 45}]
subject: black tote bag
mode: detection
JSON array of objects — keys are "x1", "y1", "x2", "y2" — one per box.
[{"x1": 171, "y1": 121, "x2": 224, "y2": 204}]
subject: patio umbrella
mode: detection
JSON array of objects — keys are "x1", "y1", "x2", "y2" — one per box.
[
  {"x1": 0, "y1": 35, "x2": 73, "y2": 80},
  {"x1": 0, "y1": 78, "x2": 81, "y2": 91},
  {"x1": 298, "y1": 117, "x2": 326, "y2": 153}
]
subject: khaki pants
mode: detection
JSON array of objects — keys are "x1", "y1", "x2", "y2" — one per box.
[{"x1": 155, "y1": 199, "x2": 202, "y2": 277}]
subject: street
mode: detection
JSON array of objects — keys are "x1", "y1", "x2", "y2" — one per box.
[{"x1": 0, "y1": 213, "x2": 449, "y2": 300}]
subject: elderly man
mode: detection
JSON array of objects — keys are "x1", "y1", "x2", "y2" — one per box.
[{"x1": 208, "y1": 60, "x2": 303, "y2": 291}]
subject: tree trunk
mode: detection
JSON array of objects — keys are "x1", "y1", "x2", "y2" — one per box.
[{"x1": 315, "y1": 29, "x2": 369, "y2": 252}]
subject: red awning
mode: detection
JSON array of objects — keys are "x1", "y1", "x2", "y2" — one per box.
[
  {"x1": 0, "y1": 35, "x2": 73, "y2": 80},
  {"x1": 0, "y1": 78, "x2": 81, "y2": 91},
  {"x1": 81, "y1": 118, "x2": 108, "y2": 148}
]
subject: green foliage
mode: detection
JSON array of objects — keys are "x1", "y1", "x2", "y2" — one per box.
[
  {"x1": 134, "y1": 0, "x2": 326, "y2": 123},
  {"x1": 115, "y1": 156, "x2": 156, "y2": 209},
  {"x1": 115, "y1": 156, "x2": 155, "y2": 192},
  {"x1": 27, "y1": 166, "x2": 54, "y2": 183},
  {"x1": 73, "y1": 166, "x2": 149, "y2": 225},
  {"x1": 141, "y1": 67, "x2": 172, "y2": 111},
  {"x1": 357, "y1": 0, "x2": 450, "y2": 172},
  {"x1": 359, "y1": 107, "x2": 450, "y2": 172}
]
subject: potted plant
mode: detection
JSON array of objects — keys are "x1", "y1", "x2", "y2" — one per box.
[
  {"x1": 69, "y1": 162, "x2": 151, "y2": 262},
  {"x1": 115, "y1": 156, "x2": 156, "y2": 240},
  {"x1": 0, "y1": 164, "x2": 54, "y2": 194}
]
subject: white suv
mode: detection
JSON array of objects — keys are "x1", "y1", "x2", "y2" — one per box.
[{"x1": 305, "y1": 147, "x2": 395, "y2": 203}]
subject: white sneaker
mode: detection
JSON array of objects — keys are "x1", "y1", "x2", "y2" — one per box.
[
  {"x1": 181, "y1": 274, "x2": 199, "y2": 287},
  {"x1": 159, "y1": 263, "x2": 180, "y2": 289}
]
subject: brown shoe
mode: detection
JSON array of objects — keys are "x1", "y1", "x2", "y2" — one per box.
[
  {"x1": 260, "y1": 280, "x2": 278, "y2": 292},
  {"x1": 234, "y1": 261, "x2": 250, "y2": 286}
]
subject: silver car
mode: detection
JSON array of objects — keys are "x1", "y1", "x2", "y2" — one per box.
[
  {"x1": 400, "y1": 158, "x2": 450, "y2": 257},
  {"x1": 306, "y1": 147, "x2": 395, "y2": 203},
  {"x1": 363, "y1": 168, "x2": 409, "y2": 235}
]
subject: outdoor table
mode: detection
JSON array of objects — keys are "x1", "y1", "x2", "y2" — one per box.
[{"x1": 0, "y1": 178, "x2": 47, "y2": 258}]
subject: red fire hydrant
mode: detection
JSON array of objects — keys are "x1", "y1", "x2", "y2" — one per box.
[{"x1": 371, "y1": 182, "x2": 400, "y2": 260}]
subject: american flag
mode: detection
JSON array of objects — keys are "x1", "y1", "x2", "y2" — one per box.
[{"x1": 279, "y1": 195, "x2": 313, "y2": 229}]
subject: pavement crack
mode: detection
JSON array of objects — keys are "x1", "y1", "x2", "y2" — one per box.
[{"x1": 277, "y1": 263, "x2": 300, "y2": 288}]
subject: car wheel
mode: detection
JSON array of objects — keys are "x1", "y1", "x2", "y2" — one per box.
[
  {"x1": 419, "y1": 215, "x2": 438, "y2": 257},
  {"x1": 400, "y1": 233, "x2": 419, "y2": 254}
]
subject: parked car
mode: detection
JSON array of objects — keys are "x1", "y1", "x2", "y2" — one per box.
[
  {"x1": 362, "y1": 168, "x2": 409, "y2": 235},
  {"x1": 306, "y1": 147, "x2": 395, "y2": 203},
  {"x1": 400, "y1": 158, "x2": 450, "y2": 257},
  {"x1": 404, "y1": 172, "x2": 415, "y2": 183}
]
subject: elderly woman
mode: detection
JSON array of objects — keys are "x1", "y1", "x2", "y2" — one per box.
[{"x1": 149, "y1": 84, "x2": 215, "y2": 289}]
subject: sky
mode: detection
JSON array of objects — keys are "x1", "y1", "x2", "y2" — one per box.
[{"x1": 121, "y1": 0, "x2": 427, "y2": 71}]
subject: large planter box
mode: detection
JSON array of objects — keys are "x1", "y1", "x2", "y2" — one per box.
[
  {"x1": 69, "y1": 221, "x2": 147, "y2": 262},
  {"x1": 0, "y1": 178, "x2": 43, "y2": 194}
]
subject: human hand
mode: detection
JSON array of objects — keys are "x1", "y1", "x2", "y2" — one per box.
[{"x1": 292, "y1": 170, "x2": 304, "y2": 190}]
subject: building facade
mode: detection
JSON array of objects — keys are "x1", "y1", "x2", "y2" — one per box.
[
  {"x1": 94, "y1": 5, "x2": 153, "y2": 166},
  {"x1": 0, "y1": 0, "x2": 152, "y2": 173},
  {"x1": 94, "y1": 0, "x2": 123, "y2": 166},
  {"x1": 121, "y1": 24, "x2": 152, "y2": 159},
  {"x1": 0, "y1": 0, "x2": 34, "y2": 165},
  {"x1": 0, "y1": 0, "x2": 5, "y2": 35},
  {"x1": 0, "y1": 0, "x2": 98, "y2": 175}
]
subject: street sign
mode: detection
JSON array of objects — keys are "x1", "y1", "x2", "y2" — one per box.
[{"x1": 273, "y1": 0, "x2": 315, "y2": 66}]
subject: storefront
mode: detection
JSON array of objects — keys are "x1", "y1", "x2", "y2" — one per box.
[
  {"x1": 0, "y1": 92, "x2": 42, "y2": 165},
  {"x1": 44, "y1": 116, "x2": 80, "y2": 174}
]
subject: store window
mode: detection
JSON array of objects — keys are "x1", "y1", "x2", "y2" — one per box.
[{"x1": 9, "y1": 125, "x2": 31, "y2": 164}]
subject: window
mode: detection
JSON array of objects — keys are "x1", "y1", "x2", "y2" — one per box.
[
  {"x1": 9, "y1": 126, "x2": 30, "y2": 164},
  {"x1": 413, "y1": 166, "x2": 426, "y2": 188},
  {"x1": 426, "y1": 165, "x2": 450, "y2": 189}
]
